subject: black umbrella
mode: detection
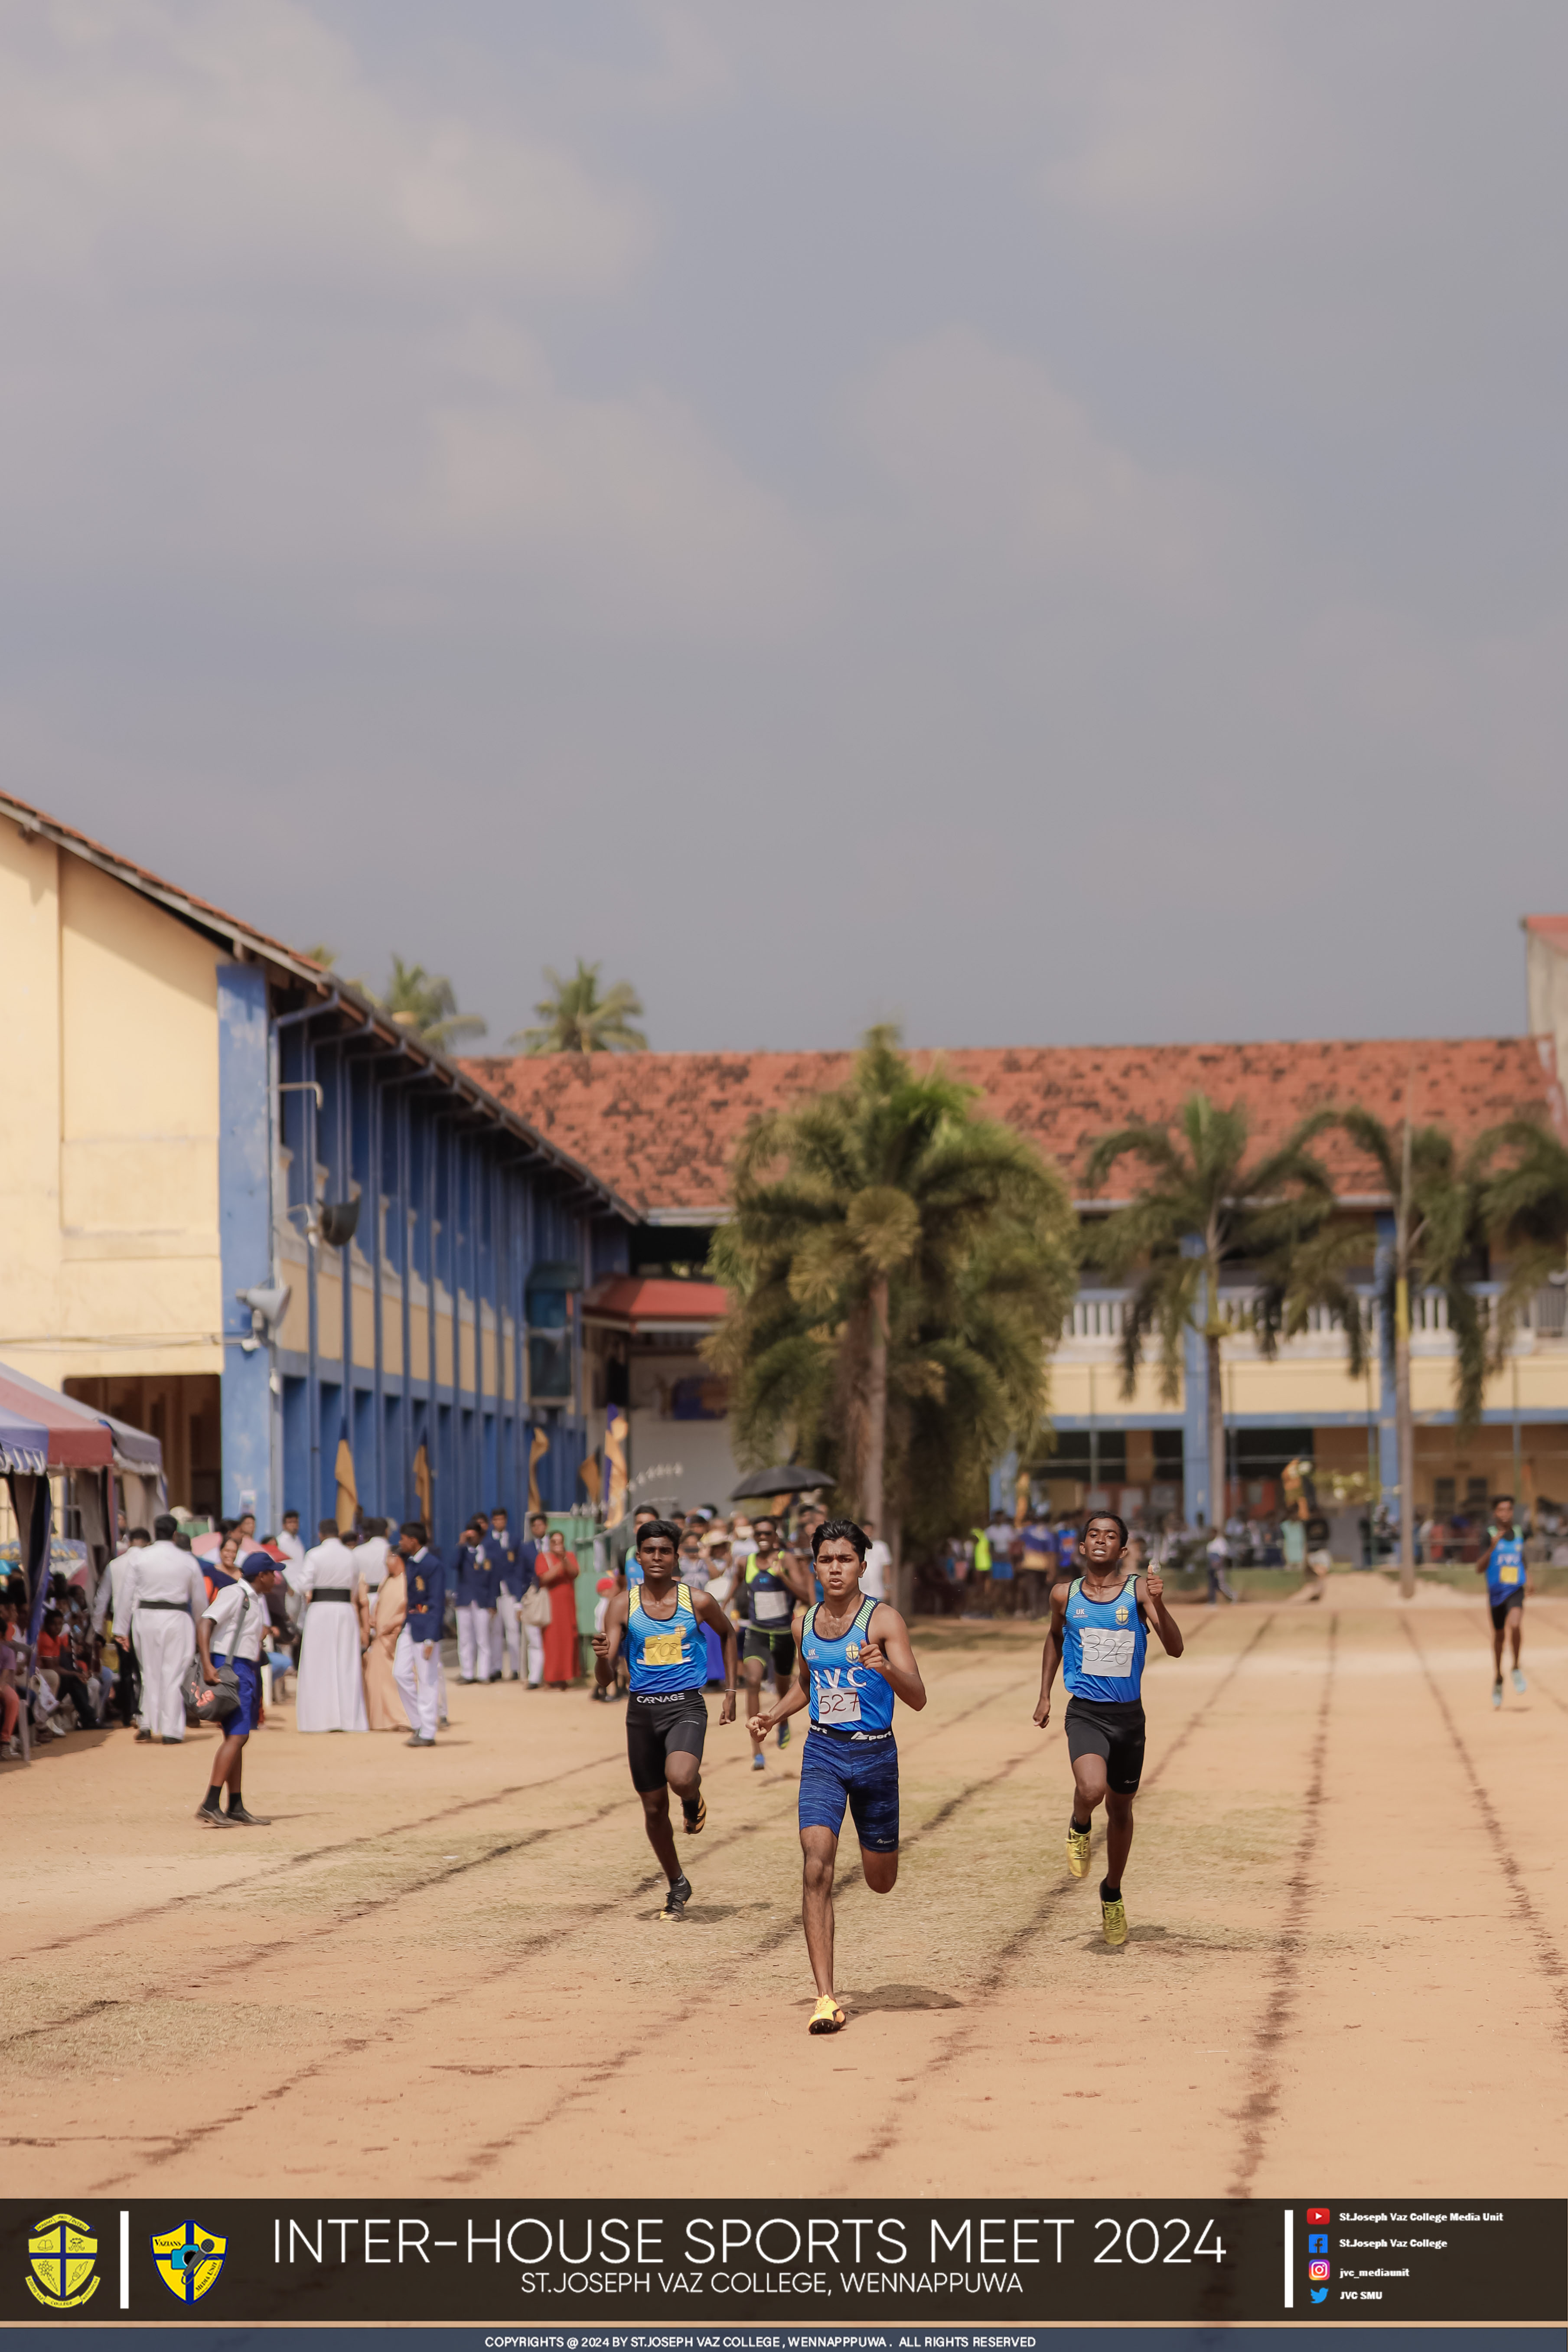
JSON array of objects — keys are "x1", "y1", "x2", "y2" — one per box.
[{"x1": 728, "y1": 1465, "x2": 835, "y2": 1501}]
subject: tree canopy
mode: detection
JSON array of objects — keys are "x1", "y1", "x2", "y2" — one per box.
[
  {"x1": 511, "y1": 960, "x2": 647, "y2": 1054},
  {"x1": 706, "y1": 1028, "x2": 1079, "y2": 1552}
]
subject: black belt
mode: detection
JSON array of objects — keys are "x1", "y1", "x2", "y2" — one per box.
[
  {"x1": 138, "y1": 1599, "x2": 189, "y2": 1612},
  {"x1": 310, "y1": 1588, "x2": 354, "y2": 1603}
]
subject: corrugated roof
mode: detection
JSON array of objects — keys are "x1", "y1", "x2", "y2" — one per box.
[{"x1": 466, "y1": 1035, "x2": 1566, "y2": 1217}]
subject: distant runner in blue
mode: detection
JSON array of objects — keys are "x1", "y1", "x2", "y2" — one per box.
[
  {"x1": 1034, "y1": 1510, "x2": 1185, "y2": 1950},
  {"x1": 1477, "y1": 1492, "x2": 1529, "y2": 1707},
  {"x1": 747, "y1": 1516, "x2": 926, "y2": 2037}
]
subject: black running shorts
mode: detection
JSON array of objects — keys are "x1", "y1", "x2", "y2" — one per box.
[
  {"x1": 742, "y1": 1625, "x2": 796, "y2": 1678},
  {"x1": 1064, "y1": 1695, "x2": 1147, "y2": 1795},
  {"x1": 626, "y1": 1689, "x2": 708, "y2": 1792},
  {"x1": 1490, "y1": 1592, "x2": 1524, "y2": 1630}
]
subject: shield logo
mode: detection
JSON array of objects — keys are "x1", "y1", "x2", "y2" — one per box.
[
  {"x1": 152, "y1": 2221, "x2": 227, "y2": 2303},
  {"x1": 845, "y1": 1643, "x2": 861, "y2": 1662},
  {"x1": 27, "y1": 2213, "x2": 100, "y2": 2308},
  {"x1": 1115, "y1": 1606, "x2": 1129, "y2": 1625}
]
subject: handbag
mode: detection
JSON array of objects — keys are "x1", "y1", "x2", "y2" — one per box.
[
  {"x1": 183, "y1": 1586, "x2": 251, "y2": 1726},
  {"x1": 519, "y1": 1582, "x2": 552, "y2": 1630}
]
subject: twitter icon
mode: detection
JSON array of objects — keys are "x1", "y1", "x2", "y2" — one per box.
[{"x1": 1311, "y1": 2288, "x2": 1329, "y2": 2305}]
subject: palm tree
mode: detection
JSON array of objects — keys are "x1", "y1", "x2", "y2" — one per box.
[
  {"x1": 1084, "y1": 1094, "x2": 1337, "y2": 1535},
  {"x1": 1312, "y1": 1109, "x2": 1483, "y2": 1597},
  {"x1": 706, "y1": 1028, "x2": 1079, "y2": 1584},
  {"x1": 375, "y1": 956, "x2": 487, "y2": 1053},
  {"x1": 1475, "y1": 1118, "x2": 1568, "y2": 1348},
  {"x1": 511, "y1": 960, "x2": 647, "y2": 1054}
]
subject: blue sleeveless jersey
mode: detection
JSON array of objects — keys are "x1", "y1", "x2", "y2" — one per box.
[
  {"x1": 801, "y1": 1595, "x2": 895, "y2": 1739},
  {"x1": 1062, "y1": 1574, "x2": 1147, "y2": 1704},
  {"x1": 625, "y1": 1581, "x2": 707, "y2": 1694},
  {"x1": 1486, "y1": 1533, "x2": 1525, "y2": 1599}
]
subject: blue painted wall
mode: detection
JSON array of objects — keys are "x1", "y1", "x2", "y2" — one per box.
[{"x1": 218, "y1": 960, "x2": 273, "y2": 1521}]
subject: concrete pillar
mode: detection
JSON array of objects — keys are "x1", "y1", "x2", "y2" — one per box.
[
  {"x1": 218, "y1": 960, "x2": 273, "y2": 1521},
  {"x1": 1376, "y1": 1211, "x2": 1401, "y2": 1522},
  {"x1": 1181, "y1": 1238, "x2": 1209, "y2": 1524}
]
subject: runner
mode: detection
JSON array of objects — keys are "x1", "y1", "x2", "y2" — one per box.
[
  {"x1": 1477, "y1": 1492, "x2": 1528, "y2": 1706},
  {"x1": 1033, "y1": 1510, "x2": 1184, "y2": 1948},
  {"x1": 593, "y1": 1517, "x2": 737, "y2": 1920},
  {"x1": 739, "y1": 1514, "x2": 812, "y2": 1771},
  {"x1": 747, "y1": 1517, "x2": 926, "y2": 2035}
]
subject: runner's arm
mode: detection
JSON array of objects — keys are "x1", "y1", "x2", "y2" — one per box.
[
  {"x1": 781, "y1": 1551, "x2": 814, "y2": 1605},
  {"x1": 1034, "y1": 1583, "x2": 1069, "y2": 1725},
  {"x1": 694, "y1": 1585, "x2": 739, "y2": 1723},
  {"x1": 592, "y1": 1590, "x2": 629, "y2": 1682},
  {"x1": 749, "y1": 1649, "x2": 811, "y2": 1738},
  {"x1": 1138, "y1": 1565, "x2": 1184, "y2": 1657},
  {"x1": 862, "y1": 1603, "x2": 926, "y2": 1710}
]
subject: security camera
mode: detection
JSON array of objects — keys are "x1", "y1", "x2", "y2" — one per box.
[{"x1": 236, "y1": 1282, "x2": 292, "y2": 1351}]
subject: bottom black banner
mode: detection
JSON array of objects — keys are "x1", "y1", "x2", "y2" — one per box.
[{"x1": 2, "y1": 2201, "x2": 1561, "y2": 2327}]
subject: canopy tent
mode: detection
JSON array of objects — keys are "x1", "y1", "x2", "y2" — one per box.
[{"x1": 0, "y1": 1360, "x2": 163, "y2": 1768}]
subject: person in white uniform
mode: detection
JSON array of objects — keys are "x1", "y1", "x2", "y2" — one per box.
[
  {"x1": 288, "y1": 1519, "x2": 369, "y2": 1733},
  {"x1": 392, "y1": 1522, "x2": 445, "y2": 1746},
  {"x1": 92, "y1": 1526, "x2": 149, "y2": 1728},
  {"x1": 122, "y1": 1516, "x2": 207, "y2": 1742},
  {"x1": 352, "y1": 1518, "x2": 391, "y2": 1630}
]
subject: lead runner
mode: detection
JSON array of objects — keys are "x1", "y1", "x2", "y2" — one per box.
[
  {"x1": 1033, "y1": 1510, "x2": 1184, "y2": 1947},
  {"x1": 747, "y1": 1517, "x2": 926, "y2": 2035}
]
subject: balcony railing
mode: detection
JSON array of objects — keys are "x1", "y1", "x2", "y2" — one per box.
[{"x1": 1061, "y1": 1283, "x2": 1568, "y2": 1354}]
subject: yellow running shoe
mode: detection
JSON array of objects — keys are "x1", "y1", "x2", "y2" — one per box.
[
  {"x1": 1065, "y1": 1825, "x2": 1091, "y2": 1879},
  {"x1": 808, "y1": 1995, "x2": 847, "y2": 2034},
  {"x1": 1101, "y1": 1892, "x2": 1128, "y2": 1948}
]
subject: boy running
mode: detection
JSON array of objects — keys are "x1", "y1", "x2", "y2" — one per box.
[
  {"x1": 1033, "y1": 1510, "x2": 1184, "y2": 1947},
  {"x1": 1477, "y1": 1493, "x2": 1528, "y2": 1706},
  {"x1": 739, "y1": 1514, "x2": 812, "y2": 1771},
  {"x1": 747, "y1": 1517, "x2": 926, "y2": 2035},
  {"x1": 194, "y1": 1540, "x2": 283, "y2": 1828},
  {"x1": 593, "y1": 1518, "x2": 737, "y2": 1920}
]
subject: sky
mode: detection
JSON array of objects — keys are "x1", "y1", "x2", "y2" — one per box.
[{"x1": 2, "y1": 1, "x2": 1565, "y2": 1053}]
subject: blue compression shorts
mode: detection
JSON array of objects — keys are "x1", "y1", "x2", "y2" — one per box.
[{"x1": 798, "y1": 1727, "x2": 900, "y2": 1852}]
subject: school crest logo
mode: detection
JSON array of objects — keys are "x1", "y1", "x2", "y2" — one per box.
[
  {"x1": 845, "y1": 1643, "x2": 861, "y2": 1662},
  {"x1": 152, "y1": 2221, "x2": 227, "y2": 2303},
  {"x1": 27, "y1": 2213, "x2": 100, "y2": 2307},
  {"x1": 1115, "y1": 1606, "x2": 1130, "y2": 1625}
]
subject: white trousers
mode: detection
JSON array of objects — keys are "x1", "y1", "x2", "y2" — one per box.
[
  {"x1": 393, "y1": 1625, "x2": 440, "y2": 1740},
  {"x1": 496, "y1": 1590, "x2": 521, "y2": 1678},
  {"x1": 524, "y1": 1624, "x2": 543, "y2": 1684},
  {"x1": 137, "y1": 1610, "x2": 195, "y2": 1740},
  {"x1": 456, "y1": 1603, "x2": 496, "y2": 1681}
]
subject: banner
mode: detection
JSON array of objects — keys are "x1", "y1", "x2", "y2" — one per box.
[{"x1": 1, "y1": 2200, "x2": 1561, "y2": 2327}]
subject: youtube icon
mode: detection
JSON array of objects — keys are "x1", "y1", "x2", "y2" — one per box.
[{"x1": 1308, "y1": 2208, "x2": 1331, "y2": 2225}]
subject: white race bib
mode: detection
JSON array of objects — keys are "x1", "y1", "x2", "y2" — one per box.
[
  {"x1": 1079, "y1": 1626, "x2": 1135, "y2": 1677},
  {"x1": 752, "y1": 1589, "x2": 789, "y2": 1623},
  {"x1": 815, "y1": 1681, "x2": 862, "y2": 1726}
]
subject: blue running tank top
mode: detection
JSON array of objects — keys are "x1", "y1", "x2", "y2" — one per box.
[
  {"x1": 625, "y1": 1582, "x2": 707, "y2": 1695},
  {"x1": 1062, "y1": 1574, "x2": 1147, "y2": 1704},
  {"x1": 801, "y1": 1595, "x2": 895, "y2": 1738},
  {"x1": 1486, "y1": 1532, "x2": 1525, "y2": 1599}
]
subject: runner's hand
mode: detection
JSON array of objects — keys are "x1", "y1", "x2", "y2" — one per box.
[
  {"x1": 747, "y1": 1712, "x2": 773, "y2": 1739},
  {"x1": 1146, "y1": 1568, "x2": 1164, "y2": 1603},
  {"x1": 590, "y1": 1631, "x2": 609, "y2": 1658},
  {"x1": 718, "y1": 1690, "x2": 736, "y2": 1725},
  {"x1": 1033, "y1": 1696, "x2": 1051, "y2": 1729},
  {"x1": 860, "y1": 1635, "x2": 890, "y2": 1679}
]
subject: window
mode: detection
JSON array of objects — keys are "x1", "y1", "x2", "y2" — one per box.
[{"x1": 526, "y1": 1260, "x2": 580, "y2": 1406}]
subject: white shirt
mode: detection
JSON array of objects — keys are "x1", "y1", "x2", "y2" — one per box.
[
  {"x1": 862, "y1": 1540, "x2": 892, "y2": 1601},
  {"x1": 93, "y1": 1544, "x2": 147, "y2": 1635},
  {"x1": 203, "y1": 1577, "x2": 270, "y2": 1664},
  {"x1": 352, "y1": 1535, "x2": 390, "y2": 1598},
  {"x1": 288, "y1": 1537, "x2": 357, "y2": 1598},
  {"x1": 276, "y1": 1529, "x2": 306, "y2": 1565},
  {"x1": 122, "y1": 1541, "x2": 208, "y2": 1616}
]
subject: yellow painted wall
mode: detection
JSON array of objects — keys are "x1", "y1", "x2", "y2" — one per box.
[
  {"x1": 0, "y1": 831, "x2": 224, "y2": 1383},
  {"x1": 1050, "y1": 1359, "x2": 1180, "y2": 1419}
]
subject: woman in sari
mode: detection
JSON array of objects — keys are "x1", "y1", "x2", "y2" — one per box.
[
  {"x1": 538, "y1": 1529, "x2": 580, "y2": 1687},
  {"x1": 360, "y1": 1548, "x2": 410, "y2": 1732}
]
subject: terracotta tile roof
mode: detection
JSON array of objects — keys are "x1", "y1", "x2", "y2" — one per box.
[
  {"x1": 1525, "y1": 914, "x2": 1568, "y2": 951},
  {"x1": 584, "y1": 1276, "x2": 729, "y2": 1328},
  {"x1": 464, "y1": 1036, "x2": 1565, "y2": 1217}
]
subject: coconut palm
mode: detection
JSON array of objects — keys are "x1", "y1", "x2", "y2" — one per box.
[
  {"x1": 376, "y1": 956, "x2": 487, "y2": 1053},
  {"x1": 706, "y1": 1028, "x2": 1079, "y2": 1578},
  {"x1": 1310, "y1": 1109, "x2": 1483, "y2": 1596},
  {"x1": 1084, "y1": 1095, "x2": 1338, "y2": 1533},
  {"x1": 511, "y1": 960, "x2": 647, "y2": 1054},
  {"x1": 1475, "y1": 1118, "x2": 1568, "y2": 1341}
]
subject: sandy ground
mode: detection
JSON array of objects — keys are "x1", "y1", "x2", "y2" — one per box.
[{"x1": 6, "y1": 1576, "x2": 1566, "y2": 2199}]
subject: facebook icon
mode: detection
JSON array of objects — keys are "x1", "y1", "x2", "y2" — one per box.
[{"x1": 1308, "y1": 2234, "x2": 1328, "y2": 2254}]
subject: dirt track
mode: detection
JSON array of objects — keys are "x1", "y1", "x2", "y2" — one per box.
[{"x1": 7, "y1": 1579, "x2": 1566, "y2": 2198}]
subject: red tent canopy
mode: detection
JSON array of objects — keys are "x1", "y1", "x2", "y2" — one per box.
[{"x1": 0, "y1": 1367, "x2": 113, "y2": 1469}]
